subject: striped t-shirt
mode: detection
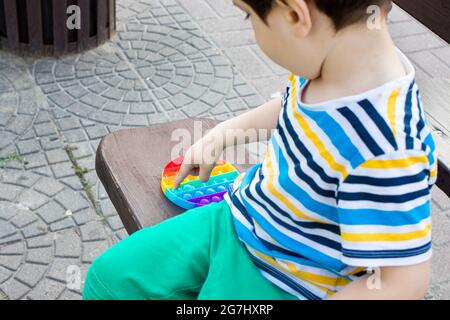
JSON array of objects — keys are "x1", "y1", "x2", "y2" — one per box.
[{"x1": 223, "y1": 50, "x2": 437, "y2": 300}]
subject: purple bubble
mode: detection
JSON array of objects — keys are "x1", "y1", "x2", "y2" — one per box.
[{"x1": 200, "y1": 199, "x2": 210, "y2": 205}]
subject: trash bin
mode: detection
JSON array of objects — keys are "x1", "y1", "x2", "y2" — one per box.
[{"x1": 0, "y1": 0, "x2": 116, "y2": 56}]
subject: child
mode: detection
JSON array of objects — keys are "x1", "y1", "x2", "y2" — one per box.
[{"x1": 83, "y1": 0, "x2": 436, "y2": 300}]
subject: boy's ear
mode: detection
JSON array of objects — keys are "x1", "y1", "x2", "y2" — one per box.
[{"x1": 275, "y1": 0, "x2": 312, "y2": 37}]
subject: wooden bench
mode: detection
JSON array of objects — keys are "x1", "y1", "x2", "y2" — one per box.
[
  {"x1": 96, "y1": 118, "x2": 253, "y2": 234},
  {"x1": 97, "y1": 112, "x2": 450, "y2": 235}
]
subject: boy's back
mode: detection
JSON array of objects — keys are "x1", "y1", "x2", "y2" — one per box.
[{"x1": 225, "y1": 50, "x2": 436, "y2": 299}]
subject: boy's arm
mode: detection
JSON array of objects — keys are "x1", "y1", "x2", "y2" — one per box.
[
  {"x1": 212, "y1": 96, "x2": 282, "y2": 147},
  {"x1": 327, "y1": 261, "x2": 430, "y2": 300},
  {"x1": 174, "y1": 97, "x2": 282, "y2": 187}
]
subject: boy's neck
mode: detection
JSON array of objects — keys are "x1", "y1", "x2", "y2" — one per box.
[{"x1": 306, "y1": 22, "x2": 406, "y2": 102}]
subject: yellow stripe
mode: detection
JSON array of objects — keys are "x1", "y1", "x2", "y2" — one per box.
[
  {"x1": 252, "y1": 249, "x2": 335, "y2": 294},
  {"x1": 264, "y1": 149, "x2": 322, "y2": 223},
  {"x1": 387, "y1": 88, "x2": 401, "y2": 138},
  {"x1": 430, "y1": 162, "x2": 438, "y2": 178},
  {"x1": 284, "y1": 261, "x2": 351, "y2": 287},
  {"x1": 360, "y1": 155, "x2": 428, "y2": 169},
  {"x1": 290, "y1": 77, "x2": 348, "y2": 179},
  {"x1": 288, "y1": 72, "x2": 295, "y2": 82},
  {"x1": 342, "y1": 224, "x2": 432, "y2": 242}
]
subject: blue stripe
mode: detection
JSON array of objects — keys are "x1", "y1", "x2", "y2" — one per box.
[
  {"x1": 228, "y1": 173, "x2": 341, "y2": 237},
  {"x1": 338, "y1": 201, "x2": 430, "y2": 226},
  {"x1": 230, "y1": 167, "x2": 341, "y2": 242},
  {"x1": 415, "y1": 90, "x2": 426, "y2": 140},
  {"x1": 280, "y1": 99, "x2": 339, "y2": 186},
  {"x1": 300, "y1": 107, "x2": 365, "y2": 167},
  {"x1": 343, "y1": 242, "x2": 431, "y2": 259},
  {"x1": 404, "y1": 82, "x2": 415, "y2": 149},
  {"x1": 270, "y1": 137, "x2": 340, "y2": 223},
  {"x1": 237, "y1": 187, "x2": 345, "y2": 271},
  {"x1": 344, "y1": 169, "x2": 429, "y2": 187},
  {"x1": 252, "y1": 256, "x2": 318, "y2": 300},
  {"x1": 252, "y1": 166, "x2": 340, "y2": 234},
  {"x1": 337, "y1": 107, "x2": 385, "y2": 156},
  {"x1": 246, "y1": 182, "x2": 342, "y2": 250},
  {"x1": 358, "y1": 99, "x2": 398, "y2": 150},
  {"x1": 251, "y1": 255, "x2": 321, "y2": 300},
  {"x1": 232, "y1": 215, "x2": 327, "y2": 269},
  {"x1": 338, "y1": 187, "x2": 430, "y2": 203},
  {"x1": 424, "y1": 132, "x2": 436, "y2": 153},
  {"x1": 276, "y1": 125, "x2": 336, "y2": 199}
]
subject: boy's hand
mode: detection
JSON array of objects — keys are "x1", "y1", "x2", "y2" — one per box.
[{"x1": 173, "y1": 128, "x2": 224, "y2": 189}]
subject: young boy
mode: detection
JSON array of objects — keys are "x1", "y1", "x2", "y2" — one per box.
[{"x1": 83, "y1": 0, "x2": 436, "y2": 300}]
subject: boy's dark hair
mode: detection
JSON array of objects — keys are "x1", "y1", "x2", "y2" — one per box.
[{"x1": 242, "y1": 0, "x2": 392, "y2": 30}]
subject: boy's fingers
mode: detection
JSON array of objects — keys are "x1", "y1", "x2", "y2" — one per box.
[
  {"x1": 198, "y1": 164, "x2": 214, "y2": 183},
  {"x1": 174, "y1": 163, "x2": 193, "y2": 189}
]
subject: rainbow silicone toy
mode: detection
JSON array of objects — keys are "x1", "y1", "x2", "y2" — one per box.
[{"x1": 161, "y1": 156, "x2": 240, "y2": 209}]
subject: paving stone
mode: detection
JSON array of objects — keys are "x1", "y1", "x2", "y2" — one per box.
[
  {"x1": 50, "y1": 162, "x2": 76, "y2": 179},
  {"x1": 23, "y1": 153, "x2": 47, "y2": 170},
  {"x1": 10, "y1": 209, "x2": 38, "y2": 228},
  {"x1": 16, "y1": 189, "x2": 49, "y2": 211},
  {"x1": 49, "y1": 218, "x2": 76, "y2": 232},
  {"x1": 34, "y1": 122, "x2": 57, "y2": 137},
  {"x1": 106, "y1": 215, "x2": 125, "y2": 232},
  {"x1": 47, "y1": 258, "x2": 80, "y2": 283},
  {"x1": 14, "y1": 263, "x2": 48, "y2": 287},
  {"x1": 26, "y1": 247, "x2": 53, "y2": 264},
  {"x1": 57, "y1": 118, "x2": 81, "y2": 131},
  {"x1": 54, "y1": 230, "x2": 82, "y2": 258},
  {"x1": 396, "y1": 33, "x2": 446, "y2": 53},
  {"x1": 82, "y1": 240, "x2": 109, "y2": 263},
  {"x1": 16, "y1": 139, "x2": 41, "y2": 155},
  {"x1": 85, "y1": 125, "x2": 108, "y2": 140},
  {"x1": 21, "y1": 220, "x2": 48, "y2": 238},
  {"x1": 0, "y1": 278, "x2": 30, "y2": 300},
  {"x1": 26, "y1": 234, "x2": 54, "y2": 248},
  {"x1": 431, "y1": 246, "x2": 450, "y2": 285},
  {"x1": 426, "y1": 281, "x2": 450, "y2": 300},
  {"x1": 0, "y1": 184, "x2": 21, "y2": 202},
  {"x1": 32, "y1": 178, "x2": 65, "y2": 197},
  {"x1": 0, "y1": 265, "x2": 11, "y2": 284},
  {"x1": 79, "y1": 221, "x2": 107, "y2": 242},
  {"x1": 58, "y1": 289, "x2": 82, "y2": 300},
  {"x1": 45, "y1": 149, "x2": 69, "y2": 164},
  {"x1": 0, "y1": 220, "x2": 18, "y2": 239},
  {"x1": 0, "y1": 171, "x2": 39, "y2": 188},
  {"x1": 432, "y1": 188, "x2": 450, "y2": 211},
  {"x1": 410, "y1": 50, "x2": 450, "y2": 78},
  {"x1": 36, "y1": 200, "x2": 66, "y2": 224},
  {"x1": 54, "y1": 189, "x2": 89, "y2": 213},
  {"x1": 0, "y1": 242, "x2": 24, "y2": 255},
  {"x1": 27, "y1": 278, "x2": 66, "y2": 300},
  {"x1": 62, "y1": 128, "x2": 88, "y2": 143}
]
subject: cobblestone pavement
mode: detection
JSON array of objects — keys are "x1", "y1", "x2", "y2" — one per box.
[{"x1": 0, "y1": 0, "x2": 449, "y2": 300}]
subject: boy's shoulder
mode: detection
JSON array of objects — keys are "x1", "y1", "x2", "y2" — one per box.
[{"x1": 283, "y1": 65, "x2": 436, "y2": 183}]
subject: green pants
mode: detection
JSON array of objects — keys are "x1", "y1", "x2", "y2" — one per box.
[{"x1": 82, "y1": 200, "x2": 298, "y2": 300}]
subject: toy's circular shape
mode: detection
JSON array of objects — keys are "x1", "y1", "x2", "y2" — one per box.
[{"x1": 161, "y1": 156, "x2": 240, "y2": 209}]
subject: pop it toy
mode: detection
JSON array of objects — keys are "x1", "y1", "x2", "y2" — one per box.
[{"x1": 161, "y1": 156, "x2": 240, "y2": 209}]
